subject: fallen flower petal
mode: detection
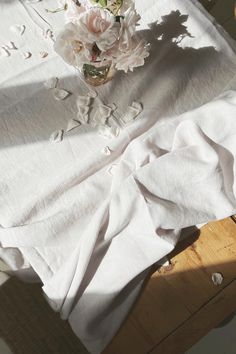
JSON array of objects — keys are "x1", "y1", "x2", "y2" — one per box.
[
  {"x1": 44, "y1": 77, "x2": 59, "y2": 89},
  {"x1": 66, "y1": 118, "x2": 81, "y2": 132},
  {"x1": 22, "y1": 51, "x2": 32, "y2": 59},
  {"x1": 50, "y1": 130, "x2": 64, "y2": 143},
  {"x1": 53, "y1": 88, "x2": 70, "y2": 100},
  {"x1": 102, "y1": 146, "x2": 112, "y2": 155},
  {"x1": 40, "y1": 51, "x2": 48, "y2": 58},
  {"x1": 10, "y1": 24, "x2": 26, "y2": 36},
  {"x1": 212, "y1": 272, "x2": 224, "y2": 286}
]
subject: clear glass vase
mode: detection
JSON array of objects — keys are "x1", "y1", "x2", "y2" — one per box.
[{"x1": 82, "y1": 61, "x2": 116, "y2": 86}]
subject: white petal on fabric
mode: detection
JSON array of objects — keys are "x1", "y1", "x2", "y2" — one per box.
[
  {"x1": 132, "y1": 101, "x2": 143, "y2": 111},
  {"x1": 22, "y1": 51, "x2": 32, "y2": 59},
  {"x1": 53, "y1": 88, "x2": 70, "y2": 101},
  {"x1": 66, "y1": 118, "x2": 81, "y2": 132},
  {"x1": 43, "y1": 29, "x2": 53, "y2": 40},
  {"x1": 44, "y1": 77, "x2": 59, "y2": 89},
  {"x1": 76, "y1": 95, "x2": 91, "y2": 108},
  {"x1": 40, "y1": 51, "x2": 49, "y2": 58},
  {"x1": 92, "y1": 105, "x2": 113, "y2": 126},
  {"x1": 110, "y1": 125, "x2": 120, "y2": 137},
  {"x1": 121, "y1": 101, "x2": 143, "y2": 124},
  {"x1": 10, "y1": 24, "x2": 26, "y2": 36},
  {"x1": 2, "y1": 42, "x2": 17, "y2": 50},
  {"x1": 98, "y1": 125, "x2": 120, "y2": 139},
  {"x1": 49, "y1": 130, "x2": 64, "y2": 143},
  {"x1": 77, "y1": 106, "x2": 89, "y2": 124},
  {"x1": 102, "y1": 146, "x2": 112, "y2": 156}
]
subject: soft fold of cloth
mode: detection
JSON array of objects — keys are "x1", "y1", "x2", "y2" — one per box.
[{"x1": 0, "y1": 0, "x2": 236, "y2": 353}]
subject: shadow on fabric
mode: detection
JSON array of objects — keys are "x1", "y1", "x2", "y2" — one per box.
[
  {"x1": 0, "y1": 225, "x2": 236, "y2": 354},
  {"x1": 0, "y1": 10, "x2": 235, "y2": 149}
]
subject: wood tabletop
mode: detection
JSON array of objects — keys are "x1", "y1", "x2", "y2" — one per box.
[{"x1": 104, "y1": 216, "x2": 236, "y2": 354}]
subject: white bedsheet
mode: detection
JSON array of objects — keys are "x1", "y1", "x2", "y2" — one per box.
[{"x1": 0, "y1": 1, "x2": 236, "y2": 353}]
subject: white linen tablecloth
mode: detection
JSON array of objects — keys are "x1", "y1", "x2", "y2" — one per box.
[{"x1": 0, "y1": 1, "x2": 236, "y2": 353}]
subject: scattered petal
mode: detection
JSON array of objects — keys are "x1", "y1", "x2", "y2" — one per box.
[
  {"x1": 121, "y1": 101, "x2": 143, "y2": 124},
  {"x1": 76, "y1": 95, "x2": 91, "y2": 108},
  {"x1": 75, "y1": 95, "x2": 91, "y2": 124},
  {"x1": 10, "y1": 24, "x2": 26, "y2": 36},
  {"x1": 50, "y1": 130, "x2": 64, "y2": 143},
  {"x1": 53, "y1": 88, "x2": 70, "y2": 101},
  {"x1": 92, "y1": 104, "x2": 113, "y2": 126},
  {"x1": 98, "y1": 125, "x2": 120, "y2": 139},
  {"x1": 3, "y1": 41, "x2": 17, "y2": 50},
  {"x1": 66, "y1": 118, "x2": 81, "y2": 132},
  {"x1": 43, "y1": 29, "x2": 53, "y2": 40},
  {"x1": 0, "y1": 47, "x2": 10, "y2": 57},
  {"x1": 44, "y1": 77, "x2": 59, "y2": 89},
  {"x1": 102, "y1": 146, "x2": 112, "y2": 155},
  {"x1": 22, "y1": 51, "x2": 32, "y2": 59},
  {"x1": 77, "y1": 106, "x2": 89, "y2": 124},
  {"x1": 132, "y1": 101, "x2": 143, "y2": 111},
  {"x1": 40, "y1": 51, "x2": 48, "y2": 58},
  {"x1": 212, "y1": 272, "x2": 224, "y2": 286}
]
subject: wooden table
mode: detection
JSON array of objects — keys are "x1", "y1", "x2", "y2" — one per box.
[{"x1": 104, "y1": 216, "x2": 236, "y2": 354}]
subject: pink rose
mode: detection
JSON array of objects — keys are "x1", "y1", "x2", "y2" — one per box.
[
  {"x1": 115, "y1": 37, "x2": 150, "y2": 73},
  {"x1": 74, "y1": 7, "x2": 121, "y2": 51},
  {"x1": 54, "y1": 23, "x2": 92, "y2": 67}
]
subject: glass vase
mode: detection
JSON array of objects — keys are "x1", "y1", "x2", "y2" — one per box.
[{"x1": 82, "y1": 61, "x2": 116, "y2": 86}]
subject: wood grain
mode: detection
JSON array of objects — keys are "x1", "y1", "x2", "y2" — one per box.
[
  {"x1": 104, "y1": 217, "x2": 236, "y2": 354},
  {"x1": 150, "y1": 280, "x2": 236, "y2": 354}
]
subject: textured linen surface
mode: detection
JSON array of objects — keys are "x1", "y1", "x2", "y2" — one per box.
[{"x1": 0, "y1": 0, "x2": 236, "y2": 353}]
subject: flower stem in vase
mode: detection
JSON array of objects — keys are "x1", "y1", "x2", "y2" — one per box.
[{"x1": 83, "y1": 62, "x2": 116, "y2": 86}]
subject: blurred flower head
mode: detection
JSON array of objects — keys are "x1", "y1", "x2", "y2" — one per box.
[{"x1": 54, "y1": 0, "x2": 150, "y2": 73}]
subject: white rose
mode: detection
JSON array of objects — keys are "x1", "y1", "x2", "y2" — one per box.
[
  {"x1": 74, "y1": 7, "x2": 121, "y2": 51},
  {"x1": 119, "y1": 4, "x2": 141, "y2": 52},
  {"x1": 115, "y1": 37, "x2": 149, "y2": 73},
  {"x1": 54, "y1": 23, "x2": 91, "y2": 68}
]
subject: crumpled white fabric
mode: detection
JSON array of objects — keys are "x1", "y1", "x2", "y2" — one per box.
[
  {"x1": 0, "y1": 1, "x2": 236, "y2": 354},
  {"x1": 68, "y1": 91, "x2": 236, "y2": 352}
]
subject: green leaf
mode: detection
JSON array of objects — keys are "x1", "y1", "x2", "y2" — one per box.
[
  {"x1": 90, "y1": 0, "x2": 123, "y2": 14},
  {"x1": 99, "y1": 0, "x2": 107, "y2": 7},
  {"x1": 91, "y1": 0, "x2": 107, "y2": 7}
]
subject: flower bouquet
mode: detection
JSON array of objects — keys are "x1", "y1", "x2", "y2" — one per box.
[{"x1": 54, "y1": 0, "x2": 150, "y2": 85}]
